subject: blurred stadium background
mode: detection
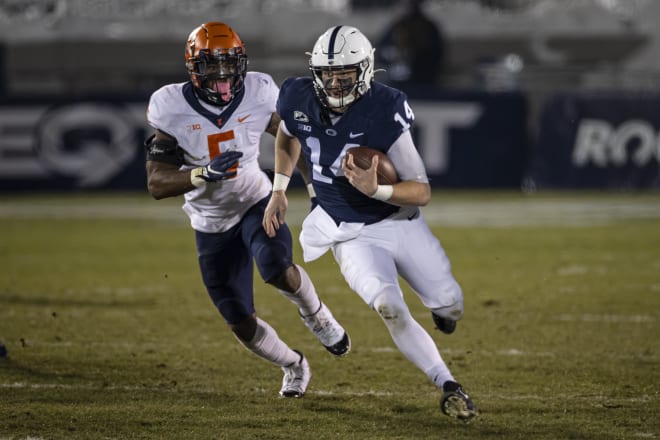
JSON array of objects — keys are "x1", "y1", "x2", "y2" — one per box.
[{"x1": 0, "y1": 0, "x2": 659, "y2": 191}]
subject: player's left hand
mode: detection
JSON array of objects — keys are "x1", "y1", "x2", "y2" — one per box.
[
  {"x1": 197, "y1": 150, "x2": 244, "y2": 182},
  {"x1": 263, "y1": 191, "x2": 289, "y2": 238},
  {"x1": 342, "y1": 152, "x2": 379, "y2": 196}
]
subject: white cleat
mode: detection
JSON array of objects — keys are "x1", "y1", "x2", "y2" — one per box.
[
  {"x1": 301, "y1": 303, "x2": 351, "y2": 357},
  {"x1": 279, "y1": 350, "x2": 311, "y2": 398}
]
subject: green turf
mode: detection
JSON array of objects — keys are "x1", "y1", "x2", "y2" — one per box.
[{"x1": 1, "y1": 191, "x2": 659, "y2": 439}]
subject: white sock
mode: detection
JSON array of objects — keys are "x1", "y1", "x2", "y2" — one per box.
[
  {"x1": 426, "y1": 364, "x2": 455, "y2": 389},
  {"x1": 238, "y1": 318, "x2": 300, "y2": 367},
  {"x1": 375, "y1": 291, "x2": 454, "y2": 389},
  {"x1": 278, "y1": 264, "x2": 322, "y2": 316}
]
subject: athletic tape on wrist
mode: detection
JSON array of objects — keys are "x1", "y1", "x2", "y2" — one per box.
[
  {"x1": 272, "y1": 173, "x2": 291, "y2": 192},
  {"x1": 371, "y1": 184, "x2": 393, "y2": 201},
  {"x1": 190, "y1": 167, "x2": 205, "y2": 188}
]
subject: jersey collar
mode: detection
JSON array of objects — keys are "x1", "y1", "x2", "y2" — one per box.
[{"x1": 182, "y1": 81, "x2": 246, "y2": 130}]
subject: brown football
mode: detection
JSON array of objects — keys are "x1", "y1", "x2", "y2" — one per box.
[{"x1": 346, "y1": 147, "x2": 399, "y2": 185}]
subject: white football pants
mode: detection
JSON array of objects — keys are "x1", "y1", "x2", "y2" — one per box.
[{"x1": 332, "y1": 211, "x2": 464, "y2": 318}]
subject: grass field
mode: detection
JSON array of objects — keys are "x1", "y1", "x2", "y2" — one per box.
[{"x1": 1, "y1": 190, "x2": 659, "y2": 440}]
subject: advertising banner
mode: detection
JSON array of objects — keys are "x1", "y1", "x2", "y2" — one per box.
[
  {"x1": 0, "y1": 90, "x2": 528, "y2": 191},
  {"x1": 0, "y1": 98, "x2": 149, "y2": 191},
  {"x1": 530, "y1": 92, "x2": 660, "y2": 189},
  {"x1": 406, "y1": 89, "x2": 527, "y2": 188}
]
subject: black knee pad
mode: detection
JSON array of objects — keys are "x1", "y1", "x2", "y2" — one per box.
[{"x1": 211, "y1": 294, "x2": 254, "y2": 325}]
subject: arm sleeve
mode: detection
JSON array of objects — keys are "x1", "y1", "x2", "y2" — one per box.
[
  {"x1": 387, "y1": 130, "x2": 429, "y2": 183},
  {"x1": 144, "y1": 133, "x2": 184, "y2": 166}
]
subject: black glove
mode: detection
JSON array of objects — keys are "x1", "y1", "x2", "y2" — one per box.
[{"x1": 191, "y1": 151, "x2": 243, "y2": 186}]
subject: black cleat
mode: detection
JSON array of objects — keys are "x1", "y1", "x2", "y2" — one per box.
[
  {"x1": 432, "y1": 312, "x2": 457, "y2": 334},
  {"x1": 325, "y1": 332, "x2": 351, "y2": 357},
  {"x1": 440, "y1": 381, "x2": 478, "y2": 421}
]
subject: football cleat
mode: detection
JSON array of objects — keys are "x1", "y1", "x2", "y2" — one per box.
[
  {"x1": 432, "y1": 312, "x2": 457, "y2": 335},
  {"x1": 301, "y1": 303, "x2": 351, "y2": 356},
  {"x1": 279, "y1": 350, "x2": 311, "y2": 398},
  {"x1": 440, "y1": 381, "x2": 478, "y2": 421}
]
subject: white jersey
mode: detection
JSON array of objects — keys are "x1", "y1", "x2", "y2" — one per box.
[{"x1": 147, "y1": 72, "x2": 278, "y2": 233}]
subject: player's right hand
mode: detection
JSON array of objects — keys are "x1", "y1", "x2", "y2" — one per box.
[
  {"x1": 343, "y1": 152, "x2": 379, "y2": 197},
  {"x1": 263, "y1": 192, "x2": 288, "y2": 238},
  {"x1": 191, "y1": 151, "x2": 243, "y2": 186}
]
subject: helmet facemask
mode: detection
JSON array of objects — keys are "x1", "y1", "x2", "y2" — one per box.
[
  {"x1": 188, "y1": 51, "x2": 247, "y2": 106},
  {"x1": 311, "y1": 59, "x2": 371, "y2": 111}
]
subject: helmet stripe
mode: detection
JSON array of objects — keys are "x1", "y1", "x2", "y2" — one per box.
[{"x1": 327, "y1": 25, "x2": 343, "y2": 61}]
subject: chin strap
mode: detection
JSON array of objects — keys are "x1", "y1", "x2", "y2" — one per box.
[{"x1": 326, "y1": 91, "x2": 356, "y2": 109}]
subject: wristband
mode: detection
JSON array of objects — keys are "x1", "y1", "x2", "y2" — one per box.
[
  {"x1": 272, "y1": 173, "x2": 291, "y2": 192},
  {"x1": 371, "y1": 185, "x2": 393, "y2": 201},
  {"x1": 306, "y1": 183, "x2": 316, "y2": 198},
  {"x1": 191, "y1": 167, "x2": 205, "y2": 188}
]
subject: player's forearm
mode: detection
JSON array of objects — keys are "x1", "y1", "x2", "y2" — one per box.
[
  {"x1": 146, "y1": 162, "x2": 196, "y2": 199},
  {"x1": 273, "y1": 130, "x2": 300, "y2": 181},
  {"x1": 386, "y1": 181, "x2": 431, "y2": 207},
  {"x1": 295, "y1": 153, "x2": 311, "y2": 186}
]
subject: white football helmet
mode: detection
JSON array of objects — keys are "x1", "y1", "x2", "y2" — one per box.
[{"x1": 308, "y1": 25, "x2": 375, "y2": 111}]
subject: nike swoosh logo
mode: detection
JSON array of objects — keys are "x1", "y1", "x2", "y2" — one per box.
[
  {"x1": 349, "y1": 132, "x2": 364, "y2": 138},
  {"x1": 408, "y1": 210, "x2": 420, "y2": 221},
  {"x1": 237, "y1": 114, "x2": 251, "y2": 123}
]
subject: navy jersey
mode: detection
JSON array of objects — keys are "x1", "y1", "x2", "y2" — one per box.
[{"x1": 278, "y1": 77, "x2": 414, "y2": 224}]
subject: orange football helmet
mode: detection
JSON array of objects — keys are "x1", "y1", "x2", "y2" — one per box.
[{"x1": 185, "y1": 22, "x2": 248, "y2": 106}]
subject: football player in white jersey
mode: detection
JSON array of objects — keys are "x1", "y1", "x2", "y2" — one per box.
[
  {"x1": 144, "y1": 22, "x2": 350, "y2": 398},
  {"x1": 263, "y1": 25, "x2": 477, "y2": 419}
]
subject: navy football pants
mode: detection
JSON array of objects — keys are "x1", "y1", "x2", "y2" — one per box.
[{"x1": 195, "y1": 196, "x2": 294, "y2": 324}]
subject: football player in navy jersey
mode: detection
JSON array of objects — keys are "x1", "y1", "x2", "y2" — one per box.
[
  {"x1": 263, "y1": 25, "x2": 477, "y2": 420},
  {"x1": 144, "y1": 22, "x2": 351, "y2": 398}
]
